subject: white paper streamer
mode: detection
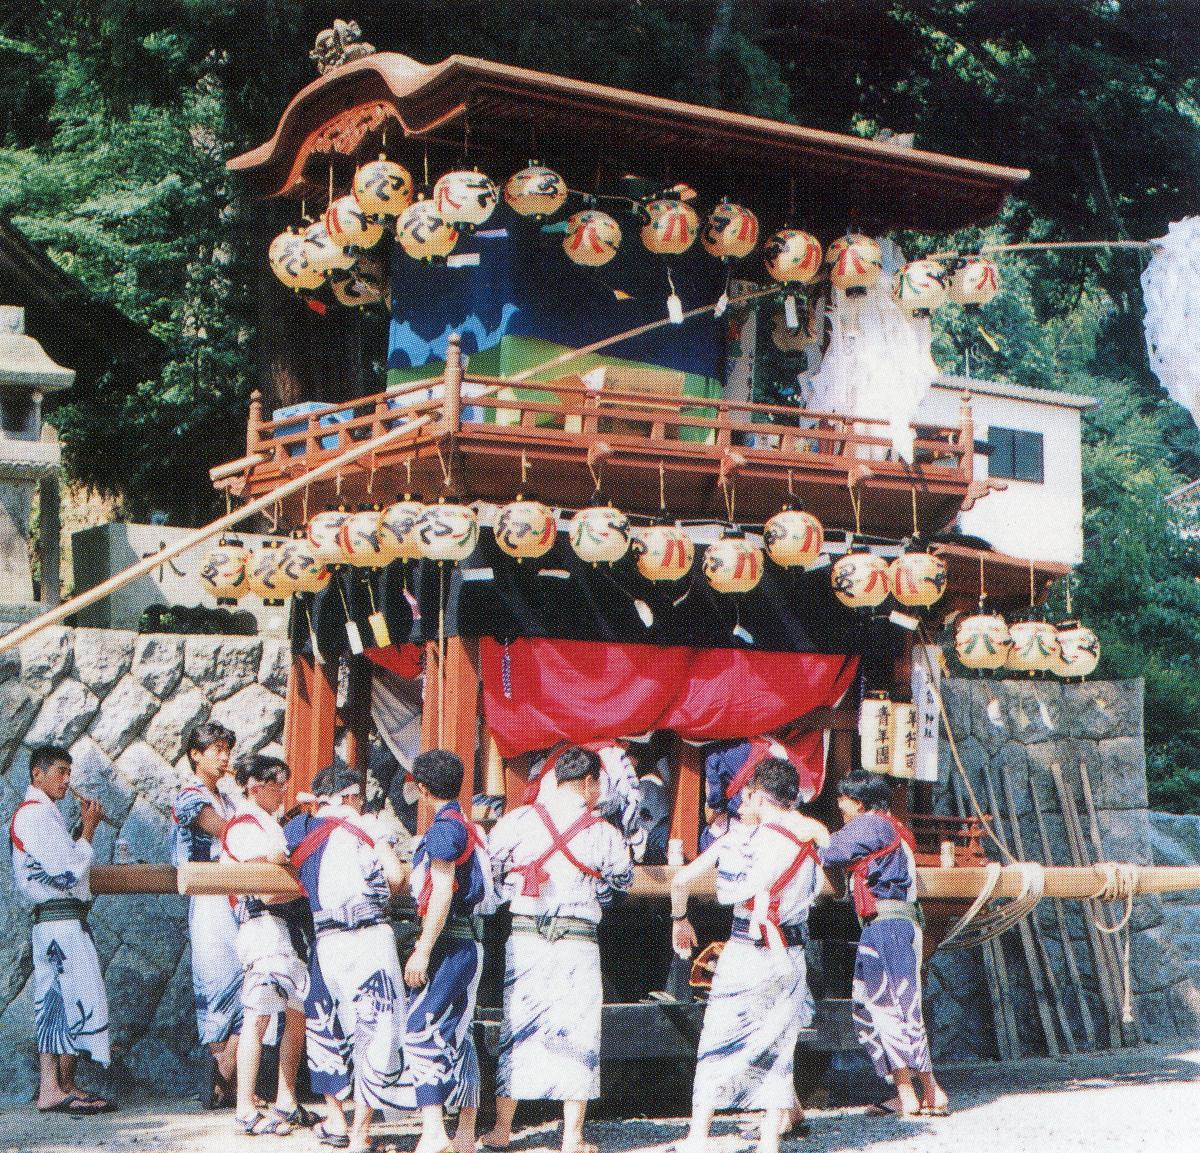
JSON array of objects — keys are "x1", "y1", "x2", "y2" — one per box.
[{"x1": 1142, "y1": 217, "x2": 1200, "y2": 427}]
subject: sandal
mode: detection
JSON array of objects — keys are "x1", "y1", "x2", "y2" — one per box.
[
  {"x1": 237, "y1": 1111, "x2": 293, "y2": 1136},
  {"x1": 316, "y1": 1121, "x2": 351, "y2": 1148},
  {"x1": 273, "y1": 1104, "x2": 321, "y2": 1128},
  {"x1": 866, "y1": 1099, "x2": 920, "y2": 1118}
]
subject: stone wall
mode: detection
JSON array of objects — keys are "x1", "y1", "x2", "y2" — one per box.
[
  {"x1": 0, "y1": 626, "x2": 290, "y2": 1105},
  {"x1": 925, "y1": 677, "x2": 1200, "y2": 1062}
]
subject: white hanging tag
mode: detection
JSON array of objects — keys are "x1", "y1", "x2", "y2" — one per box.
[
  {"x1": 783, "y1": 294, "x2": 800, "y2": 330},
  {"x1": 889, "y1": 610, "x2": 920, "y2": 631},
  {"x1": 368, "y1": 611, "x2": 391, "y2": 648},
  {"x1": 345, "y1": 620, "x2": 364, "y2": 654},
  {"x1": 634, "y1": 599, "x2": 654, "y2": 627},
  {"x1": 446, "y1": 252, "x2": 481, "y2": 268},
  {"x1": 732, "y1": 623, "x2": 755, "y2": 644},
  {"x1": 714, "y1": 291, "x2": 729, "y2": 319},
  {"x1": 667, "y1": 292, "x2": 684, "y2": 324}
]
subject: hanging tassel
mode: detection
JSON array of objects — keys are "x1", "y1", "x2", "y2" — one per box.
[{"x1": 1142, "y1": 218, "x2": 1200, "y2": 428}]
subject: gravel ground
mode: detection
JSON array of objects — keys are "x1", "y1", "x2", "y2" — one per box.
[{"x1": 3, "y1": 1043, "x2": 1198, "y2": 1153}]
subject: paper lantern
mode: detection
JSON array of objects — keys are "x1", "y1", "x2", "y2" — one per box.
[
  {"x1": 1052, "y1": 621, "x2": 1101, "y2": 679},
  {"x1": 763, "y1": 228, "x2": 823, "y2": 284},
  {"x1": 640, "y1": 199, "x2": 699, "y2": 256},
  {"x1": 828, "y1": 235, "x2": 883, "y2": 294},
  {"x1": 353, "y1": 157, "x2": 414, "y2": 219},
  {"x1": 702, "y1": 533, "x2": 764, "y2": 595},
  {"x1": 245, "y1": 542, "x2": 288, "y2": 602},
  {"x1": 889, "y1": 548, "x2": 947, "y2": 609},
  {"x1": 1006, "y1": 619, "x2": 1060, "y2": 674},
  {"x1": 955, "y1": 612, "x2": 1012, "y2": 671},
  {"x1": 563, "y1": 210, "x2": 622, "y2": 267},
  {"x1": 199, "y1": 541, "x2": 250, "y2": 602},
  {"x1": 324, "y1": 194, "x2": 383, "y2": 250},
  {"x1": 568, "y1": 505, "x2": 632, "y2": 566},
  {"x1": 824, "y1": 233, "x2": 873, "y2": 267},
  {"x1": 269, "y1": 230, "x2": 325, "y2": 292},
  {"x1": 892, "y1": 259, "x2": 948, "y2": 316},
  {"x1": 763, "y1": 508, "x2": 824, "y2": 570},
  {"x1": 337, "y1": 508, "x2": 389, "y2": 568},
  {"x1": 396, "y1": 199, "x2": 459, "y2": 262},
  {"x1": 433, "y1": 169, "x2": 499, "y2": 230},
  {"x1": 700, "y1": 200, "x2": 759, "y2": 261},
  {"x1": 858, "y1": 694, "x2": 893, "y2": 774},
  {"x1": 890, "y1": 702, "x2": 917, "y2": 779},
  {"x1": 416, "y1": 501, "x2": 479, "y2": 563},
  {"x1": 276, "y1": 537, "x2": 330, "y2": 595},
  {"x1": 495, "y1": 498, "x2": 557, "y2": 561},
  {"x1": 377, "y1": 498, "x2": 425, "y2": 562},
  {"x1": 948, "y1": 256, "x2": 1001, "y2": 306},
  {"x1": 331, "y1": 258, "x2": 386, "y2": 308},
  {"x1": 504, "y1": 164, "x2": 569, "y2": 218},
  {"x1": 303, "y1": 220, "x2": 357, "y2": 277},
  {"x1": 831, "y1": 547, "x2": 890, "y2": 609},
  {"x1": 306, "y1": 509, "x2": 353, "y2": 567},
  {"x1": 633, "y1": 524, "x2": 694, "y2": 582}
]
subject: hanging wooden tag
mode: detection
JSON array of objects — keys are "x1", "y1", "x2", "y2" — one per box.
[
  {"x1": 345, "y1": 620, "x2": 364, "y2": 655},
  {"x1": 368, "y1": 611, "x2": 391, "y2": 648}
]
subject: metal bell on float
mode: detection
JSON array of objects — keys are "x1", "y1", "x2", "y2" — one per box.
[
  {"x1": 303, "y1": 220, "x2": 357, "y2": 277},
  {"x1": 892, "y1": 259, "x2": 948, "y2": 316},
  {"x1": 353, "y1": 156, "x2": 414, "y2": 219},
  {"x1": 763, "y1": 228, "x2": 823, "y2": 284},
  {"x1": 700, "y1": 200, "x2": 759, "y2": 261},
  {"x1": 245, "y1": 542, "x2": 288, "y2": 603},
  {"x1": 954, "y1": 610, "x2": 1012, "y2": 671},
  {"x1": 640, "y1": 199, "x2": 699, "y2": 256},
  {"x1": 199, "y1": 540, "x2": 250, "y2": 602},
  {"x1": 632, "y1": 523, "x2": 694, "y2": 582},
  {"x1": 504, "y1": 164, "x2": 569, "y2": 218},
  {"x1": 1052, "y1": 620, "x2": 1101, "y2": 679},
  {"x1": 889, "y1": 546, "x2": 947, "y2": 609},
  {"x1": 396, "y1": 199, "x2": 459, "y2": 262},
  {"x1": 763, "y1": 507, "x2": 824, "y2": 570},
  {"x1": 1005, "y1": 618, "x2": 1060, "y2": 674},
  {"x1": 324, "y1": 194, "x2": 384, "y2": 250},
  {"x1": 948, "y1": 256, "x2": 1001, "y2": 306},
  {"x1": 416, "y1": 500, "x2": 479, "y2": 563},
  {"x1": 377, "y1": 497, "x2": 425, "y2": 562},
  {"x1": 306, "y1": 508, "x2": 354, "y2": 567},
  {"x1": 831, "y1": 545, "x2": 890, "y2": 609},
  {"x1": 433, "y1": 169, "x2": 500, "y2": 230},
  {"x1": 331, "y1": 258, "x2": 386, "y2": 308},
  {"x1": 568, "y1": 505, "x2": 632, "y2": 566},
  {"x1": 702, "y1": 531, "x2": 764, "y2": 595},
  {"x1": 563, "y1": 210, "x2": 622, "y2": 267},
  {"x1": 338, "y1": 508, "x2": 389, "y2": 568},
  {"x1": 276, "y1": 536, "x2": 330, "y2": 595},
  {"x1": 494, "y1": 498, "x2": 557, "y2": 561},
  {"x1": 269, "y1": 230, "x2": 326, "y2": 292},
  {"x1": 828, "y1": 235, "x2": 883, "y2": 294}
]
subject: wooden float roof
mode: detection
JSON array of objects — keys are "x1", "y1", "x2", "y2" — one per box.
[{"x1": 228, "y1": 53, "x2": 1028, "y2": 232}]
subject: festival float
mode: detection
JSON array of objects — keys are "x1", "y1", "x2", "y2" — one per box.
[{"x1": 6, "y1": 23, "x2": 1200, "y2": 1076}]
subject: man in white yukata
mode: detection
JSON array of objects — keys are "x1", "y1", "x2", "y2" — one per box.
[
  {"x1": 284, "y1": 764, "x2": 407, "y2": 1153},
  {"x1": 222, "y1": 754, "x2": 311, "y2": 1136},
  {"x1": 480, "y1": 745, "x2": 634, "y2": 1153},
  {"x1": 9, "y1": 745, "x2": 114, "y2": 1115}
]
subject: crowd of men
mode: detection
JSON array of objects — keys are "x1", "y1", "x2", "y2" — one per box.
[{"x1": 9, "y1": 729, "x2": 948, "y2": 1151}]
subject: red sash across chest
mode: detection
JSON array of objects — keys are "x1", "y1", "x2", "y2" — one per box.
[
  {"x1": 510, "y1": 802, "x2": 602, "y2": 898},
  {"x1": 8, "y1": 798, "x2": 45, "y2": 854},
  {"x1": 416, "y1": 807, "x2": 483, "y2": 916},
  {"x1": 849, "y1": 813, "x2": 915, "y2": 921},
  {"x1": 756, "y1": 821, "x2": 819, "y2": 942},
  {"x1": 290, "y1": 815, "x2": 377, "y2": 902}
]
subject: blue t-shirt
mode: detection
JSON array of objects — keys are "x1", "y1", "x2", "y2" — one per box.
[
  {"x1": 821, "y1": 811, "x2": 916, "y2": 903},
  {"x1": 412, "y1": 801, "x2": 485, "y2": 917}
]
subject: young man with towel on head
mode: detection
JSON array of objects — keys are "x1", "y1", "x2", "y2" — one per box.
[
  {"x1": 480, "y1": 745, "x2": 634, "y2": 1153},
  {"x1": 10, "y1": 745, "x2": 114, "y2": 1115}
]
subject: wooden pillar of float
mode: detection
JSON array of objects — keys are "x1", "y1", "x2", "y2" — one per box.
[
  {"x1": 419, "y1": 635, "x2": 480, "y2": 829},
  {"x1": 670, "y1": 739, "x2": 703, "y2": 861},
  {"x1": 283, "y1": 653, "x2": 338, "y2": 803},
  {"x1": 342, "y1": 658, "x2": 372, "y2": 778}
]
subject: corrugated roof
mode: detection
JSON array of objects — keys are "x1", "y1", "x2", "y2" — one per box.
[{"x1": 934, "y1": 374, "x2": 1097, "y2": 411}]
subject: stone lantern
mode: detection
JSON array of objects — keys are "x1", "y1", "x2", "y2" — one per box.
[{"x1": 0, "y1": 306, "x2": 73, "y2": 620}]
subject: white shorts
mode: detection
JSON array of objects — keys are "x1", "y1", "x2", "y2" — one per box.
[{"x1": 242, "y1": 952, "x2": 309, "y2": 1016}]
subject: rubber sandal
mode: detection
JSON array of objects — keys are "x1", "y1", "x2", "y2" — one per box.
[
  {"x1": 866, "y1": 1100, "x2": 919, "y2": 1118},
  {"x1": 37, "y1": 1094, "x2": 109, "y2": 1116},
  {"x1": 274, "y1": 1104, "x2": 321, "y2": 1128},
  {"x1": 316, "y1": 1121, "x2": 351, "y2": 1148},
  {"x1": 237, "y1": 1111, "x2": 293, "y2": 1136},
  {"x1": 920, "y1": 1103, "x2": 951, "y2": 1117}
]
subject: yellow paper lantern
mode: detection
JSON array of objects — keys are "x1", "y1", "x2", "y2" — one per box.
[
  {"x1": 948, "y1": 256, "x2": 1001, "y2": 306},
  {"x1": 702, "y1": 534, "x2": 764, "y2": 595},
  {"x1": 396, "y1": 199, "x2": 459, "y2": 262},
  {"x1": 828, "y1": 235, "x2": 883, "y2": 293},
  {"x1": 303, "y1": 220, "x2": 357, "y2": 277},
  {"x1": 199, "y1": 541, "x2": 250, "y2": 602},
  {"x1": 268, "y1": 230, "x2": 325, "y2": 292},
  {"x1": 1006, "y1": 619, "x2": 1060, "y2": 674},
  {"x1": 824, "y1": 233, "x2": 872, "y2": 266},
  {"x1": 892, "y1": 259, "x2": 948, "y2": 315},
  {"x1": 416, "y1": 501, "x2": 479, "y2": 563},
  {"x1": 1052, "y1": 621, "x2": 1101, "y2": 679},
  {"x1": 504, "y1": 164, "x2": 569, "y2": 218},
  {"x1": 831, "y1": 547, "x2": 890, "y2": 609},
  {"x1": 337, "y1": 508, "x2": 389, "y2": 568},
  {"x1": 353, "y1": 156, "x2": 414, "y2": 219},
  {"x1": 889, "y1": 549, "x2": 947, "y2": 609},
  {"x1": 245, "y1": 542, "x2": 289, "y2": 602},
  {"x1": 276, "y1": 537, "x2": 330, "y2": 595},
  {"x1": 700, "y1": 201, "x2": 759, "y2": 261},
  {"x1": 377, "y1": 498, "x2": 425, "y2": 562},
  {"x1": 640, "y1": 199, "x2": 699, "y2": 256},
  {"x1": 633, "y1": 524, "x2": 694, "y2": 582},
  {"x1": 306, "y1": 509, "x2": 353, "y2": 567},
  {"x1": 324, "y1": 194, "x2": 384, "y2": 250},
  {"x1": 563, "y1": 210, "x2": 622, "y2": 267},
  {"x1": 495, "y1": 498, "x2": 557, "y2": 561},
  {"x1": 763, "y1": 228, "x2": 823, "y2": 284},
  {"x1": 433, "y1": 169, "x2": 500, "y2": 230},
  {"x1": 763, "y1": 508, "x2": 824, "y2": 570},
  {"x1": 955, "y1": 612, "x2": 1012, "y2": 671},
  {"x1": 568, "y1": 505, "x2": 632, "y2": 566}
]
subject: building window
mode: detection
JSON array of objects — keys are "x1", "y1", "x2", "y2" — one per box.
[{"x1": 987, "y1": 426, "x2": 1044, "y2": 483}]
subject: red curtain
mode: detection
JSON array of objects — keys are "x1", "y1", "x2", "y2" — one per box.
[
  {"x1": 366, "y1": 643, "x2": 424, "y2": 680},
  {"x1": 480, "y1": 636, "x2": 857, "y2": 758}
]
